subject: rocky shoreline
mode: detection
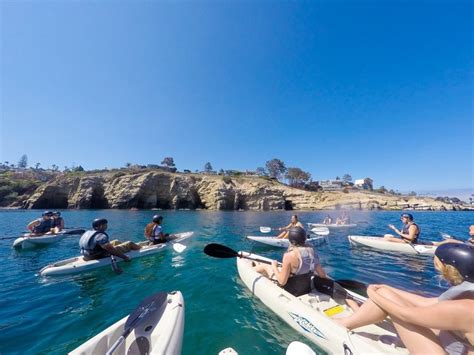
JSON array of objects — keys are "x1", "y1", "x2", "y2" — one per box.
[{"x1": 7, "y1": 170, "x2": 471, "y2": 211}]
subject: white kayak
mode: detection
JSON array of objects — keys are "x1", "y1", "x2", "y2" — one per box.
[
  {"x1": 237, "y1": 252, "x2": 408, "y2": 355},
  {"x1": 246, "y1": 235, "x2": 326, "y2": 248},
  {"x1": 70, "y1": 291, "x2": 184, "y2": 355},
  {"x1": 308, "y1": 223, "x2": 357, "y2": 229},
  {"x1": 39, "y1": 231, "x2": 194, "y2": 276},
  {"x1": 348, "y1": 235, "x2": 436, "y2": 255},
  {"x1": 13, "y1": 229, "x2": 86, "y2": 249}
]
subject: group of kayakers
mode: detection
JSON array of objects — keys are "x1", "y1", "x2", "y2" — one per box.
[
  {"x1": 27, "y1": 211, "x2": 64, "y2": 235},
  {"x1": 323, "y1": 212, "x2": 351, "y2": 225},
  {"x1": 254, "y1": 213, "x2": 474, "y2": 354}
]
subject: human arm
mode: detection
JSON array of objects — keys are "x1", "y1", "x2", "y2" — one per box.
[
  {"x1": 101, "y1": 243, "x2": 131, "y2": 261},
  {"x1": 368, "y1": 286, "x2": 474, "y2": 331},
  {"x1": 278, "y1": 223, "x2": 292, "y2": 231},
  {"x1": 314, "y1": 264, "x2": 327, "y2": 278},
  {"x1": 27, "y1": 220, "x2": 39, "y2": 232},
  {"x1": 388, "y1": 224, "x2": 417, "y2": 242}
]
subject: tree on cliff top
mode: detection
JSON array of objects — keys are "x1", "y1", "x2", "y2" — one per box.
[
  {"x1": 18, "y1": 154, "x2": 28, "y2": 169},
  {"x1": 342, "y1": 174, "x2": 352, "y2": 183},
  {"x1": 256, "y1": 167, "x2": 266, "y2": 176},
  {"x1": 204, "y1": 162, "x2": 213, "y2": 172},
  {"x1": 161, "y1": 157, "x2": 175, "y2": 167},
  {"x1": 286, "y1": 167, "x2": 311, "y2": 187},
  {"x1": 364, "y1": 177, "x2": 374, "y2": 190},
  {"x1": 265, "y1": 159, "x2": 287, "y2": 180}
]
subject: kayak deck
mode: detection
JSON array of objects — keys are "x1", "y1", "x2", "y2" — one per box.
[
  {"x1": 39, "y1": 231, "x2": 194, "y2": 276},
  {"x1": 348, "y1": 235, "x2": 436, "y2": 255},
  {"x1": 70, "y1": 291, "x2": 184, "y2": 355},
  {"x1": 237, "y1": 253, "x2": 407, "y2": 354}
]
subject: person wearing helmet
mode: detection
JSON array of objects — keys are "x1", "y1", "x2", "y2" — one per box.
[
  {"x1": 27, "y1": 211, "x2": 54, "y2": 235},
  {"x1": 144, "y1": 215, "x2": 170, "y2": 244},
  {"x1": 383, "y1": 213, "x2": 420, "y2": 244},
  {"x1": 276, "y1": 215, "x2": 305, "y2": 239},
  {"x1": 255, "y1": 227, "x2": 327, "y2": 296},
  {"x1": 336, "y1": 243, "x2": 474, "y2": 354},
  {"x1": 79, "y1": 218, "x2": 141, "y2": 261},
  {"x1": 51, "y1": 211, "x2": 65, "y2": 233}
]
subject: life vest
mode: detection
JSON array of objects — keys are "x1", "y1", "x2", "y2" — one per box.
[
  {"x1": 144, "y1": 223, "x2": 155, "y2": 238},
  {"x1": 79, "y1": 230, "x2": 109, "y2": 258},
  {"x1": 401, "y1": 222, "x2": 420, "y2": 244},
  {"x1": 33, "y1": 218, "x2": 53, "y2": 234},
  {"x1": 52, "y1": 217, "x2": 64, "y2": 228},
  {"x1": 283, "y1": 246, "x2": 318, "y2": 296}
]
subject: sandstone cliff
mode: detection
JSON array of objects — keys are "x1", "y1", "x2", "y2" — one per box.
[{"x1": 18, "y1": 170, "x2": 469, "y2": 211}]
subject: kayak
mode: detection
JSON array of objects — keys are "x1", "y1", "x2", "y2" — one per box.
[
  {"x1": 39, "y1": 231, "x2": 194, "y2": 276},
  {"x1": 237, "y1": 252, "x2": 408, "y2": 355},
  {"x1": 13, "y1": 229, "x2": 86, "y2": 250},
  {"x1": 308, "y1": 223, "x2": 357, "y2": 229},
  {"x1": 348, "y1": 235, "x2": 436, "y2": 255},
  {"x1": 69, "y1": 291, "x2": 184, "y2": 355},
  {"x1": 246, "y1": 235, "x2": 326, "y2": 248}
]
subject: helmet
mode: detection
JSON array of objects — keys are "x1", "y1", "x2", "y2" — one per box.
[
  {"x1": 53, "y1": 211, "x2": 61, "y2": 216},
  {"x1": 152, "y1": 215, "x2": 163, "y2": 223},
  {"x1": 92, "y1": 218, "x2": 108, "y2": 230},
  {"x1": 435, "y1": 243, "x2": 474, "y2": 282},
  {"x1": 401, "y1": 213, "x2": 413, "y2": 221},
  {"x1": 42, "y1": 211, "x2": 53, "y2": 216},
  {"x1": 288, "y1": 227, "x2": 307, "y2": 246}
]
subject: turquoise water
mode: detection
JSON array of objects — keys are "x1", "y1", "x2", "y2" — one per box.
[{"x1": 0, "y1": 210, "x2": 472, "y2": 354}]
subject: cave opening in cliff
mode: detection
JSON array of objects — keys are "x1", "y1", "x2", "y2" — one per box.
[
  {"x1": 284, "y1": 200, "x2": 293, "y2": 210},
  {"x1": 90, "y1": 190, "x2": 108, "y2": 209}
]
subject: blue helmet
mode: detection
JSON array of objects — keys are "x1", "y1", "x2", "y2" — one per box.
[
  {"x1": 92, "y1": 218, "x2": 108, "y2": 230},
  {"x1": 401, "y1": 213, "x2": 414, "y2": 221}
]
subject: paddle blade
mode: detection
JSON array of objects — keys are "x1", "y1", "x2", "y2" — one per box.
[
  {"x1": 204, "y1": 243, "x2": 239, "y2": 258},
  {"x1": 125, "y1": 292, "x2": 168, "y2": 332},
  {"x1": 173, "y1": 243, "x2": 186, "y2": 253},
  {"x1": 311, "y1": 227, "x2": 330, "y2": 236},
  {"x1": 110, "y1": 256, "x2": 123, "y2": 275},
  {"x1": 260, "y1": 227, "x2": 272, "y2": 233},
  {"x1": 336, "y1": 279, "x2": 368, "y2": 297},
  {"x1": 441, "y1": 232, "x2": 453, "y2": 240}
]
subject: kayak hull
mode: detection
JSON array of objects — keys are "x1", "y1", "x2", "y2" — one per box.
[
  {"x1": 69, "y1": 291, "x2": 184, "y2": 355},
  {"x1": 13, "y1": 229, "x2": 85, "y2": 250},
  {"x1": 246, "y1": 236, "x2": 326, "y2": 248},
  {"x1": 237, "y1": 252, "x2": 407, "y2": 355},
  {"x1": 39, "y1": 232, "x2": 194, "y2": 276},
  {"x1": 348, "y1": 235, "x2": 436, "y2": 255},
  {"x1": 308, "y1": 223, "x2": 357, "y2": 229}
]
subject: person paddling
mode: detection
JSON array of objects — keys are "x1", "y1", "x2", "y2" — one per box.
[
  {"x1": 51, "y1": 211, "x2": 64, "y2": 233},
  {"x1": 276, "y1": 215, "x2": 304, "y2": 239},
  {"x1": 323, "y1": 215, "x2": 333, "y2": 225},
  {"x1": 383, "y1": 213, "x2": 420, "y2": 244},
  {"x1": 79, "y1": 218, "x2": 141, "y2": 261},
  {"x1": 255, "y1": 227, "x2": 327, "y2": 296},
  {"x1": 336, "y1": 243, "x2": 474, "y2": 354},
  {"x1": 27, "y1": 211, "x2": 54, "y2": 235},
  {"x1": 144, "y1": 215, "x2": 170, "y2": 244}
]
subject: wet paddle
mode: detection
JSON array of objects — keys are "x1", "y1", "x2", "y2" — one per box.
[
  {"x1": 110, "y1": 255, "x2": 123, "y2": 275},
  {"x1": 204, "y1": 243, "x2": 367, "y2": 297},
  {"x1": 310, "y1": 227, "x2": 330, "y2": 236},
  {"x1": 105, "y1": 292, "x2": 168, "y2": 355},
  {"x1": 260, "y1": 227, "x2": 276, "y2": 233}
]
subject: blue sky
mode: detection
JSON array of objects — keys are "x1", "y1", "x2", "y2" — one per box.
[{"x1": 1, "y1": 0, "x2": 472, "y2": 192}]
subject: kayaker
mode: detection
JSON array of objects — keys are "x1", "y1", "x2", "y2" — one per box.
[
  {"x1": 336, "y1": 243, "x2": 474, "y2": 354},
  {"x1": 433, "y1": 225, "x2": 474, "y2": 246},
  {"x1": 336, "y1": 211, "x2": 350, "y2": 225},
  {"x1": 79, "y1": 218, "x2": 142, "y2": 261},
  {"x1": 51, "y1": 211, "x2": 64, "y2": 233},
  {"x1": 144, "y1": 215, "x2": 170, "y2": 244},
  {"x1": 27, "y1": 211, "x2": 54, "y2": 235},
  {"x1": 255, "y1": 227, "x2": 327, "y2": 296},
  {"x1": 276, "y1": 215, "x2": 304, "y2": 239},
  {"x1": 383, "y1": 213, "x2": 420, "y2": 244},
  {"x1": 323, "y1": 215, "x2": 333, "y2": 225}
]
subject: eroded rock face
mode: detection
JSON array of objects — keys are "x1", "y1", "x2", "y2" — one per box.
[{"x1": 21, "y1": 171, "x2": 465, "y2": 211}]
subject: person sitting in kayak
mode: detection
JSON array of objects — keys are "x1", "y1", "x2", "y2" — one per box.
[
  {"x1": 27, "y1": 211, "x2": 54, "y2": 235},
  {"x1": 79, "y1": 218, "x2": 142, "y2": 261},
  {"x1": 276, "y1": 215, "x2": 304, "y2": 239},
  {"x1": 336, "y1": 243, "x2": 474, "y2": 354},
  {"x1": 383, "y1": 213, "x2": 420, "y2": 244},
  {"x1": 433, "y1": 225, "x2": 474, "y2": 246},
  {"x1": 51, "y1": 211, "x2": 64, "y2": 233},
  {"x1": 255, "y1": 227, "x2": 327, "y2": 296},
  {"x1": 144, "y1": 215, "x2": 170, "y2": 244},
  {"x1": 336, "y1": 212, "x2": 350, "y2": 225},
  {"x1": 323, "y1": 215, "x2": 333, "y2": 225}
]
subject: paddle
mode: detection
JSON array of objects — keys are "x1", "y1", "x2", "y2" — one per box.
[
  {"x1": 105, "y1": 292, "x2": 168, "y2": 355},
  {"x1": 310, "y1": 227, "x2": 330, "y2": 236},
  {"x1": 260, "y1": 227, "x2": 276, "y2": 233},
  {"x1": 440, "y1": 232, "x2": 463, "y2": 241},
  {"x1": 203, "y1": 243, "x2": 368, "y2": 297},
  {"x1": 312, "y1": 275, "x2": 363, "y2": 304},
  {"x1": 110, "y1": 255, "x2": 123, "y2": 275}
]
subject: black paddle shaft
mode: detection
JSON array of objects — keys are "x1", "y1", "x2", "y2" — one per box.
[{"x1": 204, "y1": 243, "x2": 274, "y2": 265}]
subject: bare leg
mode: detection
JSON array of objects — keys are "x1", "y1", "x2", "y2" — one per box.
[
  {"x1": 336, "y1": 298, "x2": 388, "y2": 329},
  {"x1": 254, "y1": 264, "x2": 273, "y2": 278},
  {"x1": 276, "y1": 231, "x2": 289, "y2": 239},
  {"x1": 391, "y1": 316, "x2": 444, "y2": 355},
  {"x1": 383, "y1": 235, "x2": 405, "y2": 243}
]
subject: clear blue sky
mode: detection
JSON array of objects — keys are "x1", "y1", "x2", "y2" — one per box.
[{"x1": 1, "y1": 1, "x2": 472, "y2": 192}]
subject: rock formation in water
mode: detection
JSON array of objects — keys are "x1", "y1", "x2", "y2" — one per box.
[{"x1": 16, "y1": 170, "x2": 469, "y2": 211}]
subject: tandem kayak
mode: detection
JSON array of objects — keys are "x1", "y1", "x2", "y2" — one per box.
[
  {"x1": 39, "y1": 231, "x2": 194, "y2": 276},
  {"x1": 308, "y1": 223, "x2": 357, "y2": 229},
  {"x1": 237, "y1": 252, "x2": 407, "y2": 355},
  {"x1": 70, "y1": 291, "x2": 184, "y2": 355},
  {"x1": 348, "y1": 235, "x2": 436, "y2": 255},
  {"x1": 13, "y1": 229, "x2": 86, "y2": 249},
  {"x1": 246, "y1": 235, "x2": 326, "y2": 248}
]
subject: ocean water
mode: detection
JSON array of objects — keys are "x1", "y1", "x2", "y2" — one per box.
[{"x1": 0, "y1": 210, "x2": 472, "y2": 355}]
